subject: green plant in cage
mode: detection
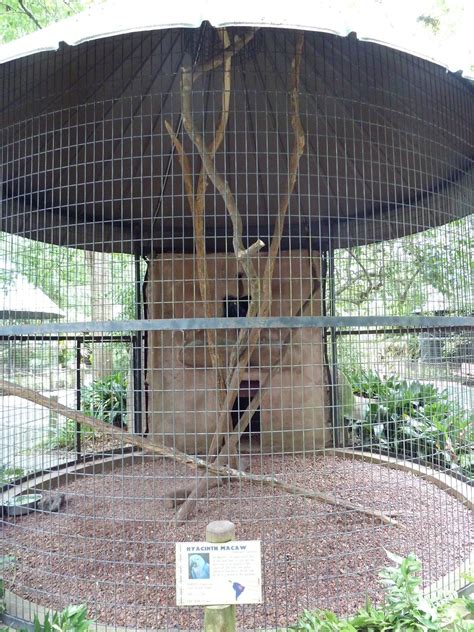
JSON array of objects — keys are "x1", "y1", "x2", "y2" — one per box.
[
  {"x1": 342, "y1": 368, "x2": 393, "y2": 399},
  {"x1": 0, "y1": 555, "x2": 16, "y2": 617},
  {"x1": 0, "y1": 605, "x2": 92, "y2": 632},
  {"x1": 344, "y1": 369, "x2": 474, "y2": 480},
  {"x1": 81, "y1": 372, "x2": 128, "y2": 429},
  {"x1": 0, "y1": 578, "x2": 4, "y2": 617},
  {"x1": 0, "y1": 465, "x2": 25, "y2": 487},
  {"x1": 1, "y1": 554, "x2": 90, "y2": 631},
  {"x1": 3, "y1": 560, "x2": 92, "y2": 632},
  {"x1": 290, "y1": 552, "x2": 474, "y2": 631},
  {"x1": 15, "y1": 605, "x2": 93, "y2": 632},
  {"x1": 41, "y1": 419, "x2": 95, "y2": 451}
]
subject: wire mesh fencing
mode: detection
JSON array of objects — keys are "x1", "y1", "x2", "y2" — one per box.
[{"x1": 0, "y1": 24, "x2": 473, "y2": 632}]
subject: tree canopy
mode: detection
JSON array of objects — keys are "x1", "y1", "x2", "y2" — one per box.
[{"x1": 0, "y1": 0, "x2": 101, "y2": 44}]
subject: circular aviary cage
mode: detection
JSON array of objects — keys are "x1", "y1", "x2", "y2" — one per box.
[{"x1": 0, "y1": 4, "x2": 473, "y2": 631}]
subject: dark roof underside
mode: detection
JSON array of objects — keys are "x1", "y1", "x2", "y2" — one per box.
[{"x1": 0, "y1": 26, "x2": 473, "y2": 254}]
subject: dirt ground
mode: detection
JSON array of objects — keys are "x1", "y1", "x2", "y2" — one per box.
[{"x1": 2, "y1": 454, "x2": 472, "y2": 630}]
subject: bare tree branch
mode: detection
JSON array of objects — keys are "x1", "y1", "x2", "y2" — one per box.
[
  {"x1": 335, "y1": 271, "x2": 381, "y2": 298},
  {"x1": 0, "y1": 378, "x2": 399, "y2": 527},
  {"x1": 335, "y1": 247, "x2": 386, "y2": 305},
  {"x1": 17, "y1": 0, "x2": 42, "y2": 28},
  {"x1": 398, "y1": 265, "x2": 422, "y2": 304},
  {"x1": 347, "y1": 248, "x2": 374, "y2": 285},
  {"x1": 191, "y1": 28, "x2": 232, "y2": 395},
  {"x1": 176, "y1": 34, "x2": 307, "y2": 520},
  {"x1": 260, "y1": 33, "x2": 305, "y2": 314},
  {"x1": 181, "y1": 65, "x2": 264, "y2": 306},
  {"x1": 194, "y1": 30, "x2": 257, "y2": 78},
  {"x1": 164, "y1": 28, "x2": 235, "y2": 394},
  {"x1": 181, "y1": 53, "x2": 265, "y2": 457}
]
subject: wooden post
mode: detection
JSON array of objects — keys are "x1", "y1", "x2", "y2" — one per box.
[{"x1": 204, "y1": 520, "x2": 236, "y2": 632}]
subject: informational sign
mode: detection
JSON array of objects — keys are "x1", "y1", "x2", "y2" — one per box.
[{"x1": 175, "y1": 540, "x2": 262, "y2": 606}]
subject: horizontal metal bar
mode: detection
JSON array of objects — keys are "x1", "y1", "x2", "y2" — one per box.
[
  {"x1": 0, "y1": 334, "x2": 133, "y2": 342},
  {"x1": 0, "y1": 316, "x2": 472, "y2": 337},
  {"x1": 335, "y1": 326, "x2": 474, "y2": 336}
]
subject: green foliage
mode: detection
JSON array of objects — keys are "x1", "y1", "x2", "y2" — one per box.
[
  {"x1": 1, "y1": 572, "x2": 92, "y2": 631},
  {"x1": 343, "y1": 368, "x2": 393, "y2": 399},
  {"x1": 0, "y1": 465, "x2": 25, "y2": 486},
  {"x1": 290, "y1": 553, "x2": 473, "y2": 631},
  {"x1": 289, "y1": 609, "x2": 356, "y2": 631},
  {"x1": 336, "y1": 370, "x2": 356, "y2": 419},
  {"x1": 0, "y1": 0, "x2": 99, "y2": 45},
  {"x1": 334, "y1": 217, "x2": 473, "y2": 315},
  {"x1": 417, "y1": 14, "x2": 441, "y2": 32},
  {"x1": 1, "y1": 554, "x2": 89, "y2": 631},
  {"x1": 0, "y1": 556, "x2": 16, "y2": 571},
  {"x1": 0, "y1": 232, "x2": 138, "y2": 324},
  {"x1": 31, "y1": 605, "x2": 91, "y2": 632},
  {"x1": 345, "y1": 370, "x2": 474, "y2": 480},
  {"x1": 0, "y1": 267, "x2": 16, "y2": 292},
  {"x1": 42, "y1": 419, "x2": 94, "y2": 451},
  {"x1": 0, "y1": 232, "x2": 89, "y2": 312},
  {"x1": 110, "y1": 253, "x2": 142, "y2": 320},
  {"x1": 1, "y1": 552, "x2": 88, "y2": 628},
  {"x1": 0, "y1": 556, "x2": 15, "y2": 616},
  {"x1": 81, "y1": 372, "x2": 128, "y2": 428},
  {"x1": 0, "y1": 605, "x2": 92, "y2": 632},
  {"x1": 58, "y1": 341, "x2": 75, "y2": 368}
]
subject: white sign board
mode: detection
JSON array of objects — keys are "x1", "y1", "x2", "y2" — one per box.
[{"x1": 175, "y1": 540, "x2": 262, "y2": 606}]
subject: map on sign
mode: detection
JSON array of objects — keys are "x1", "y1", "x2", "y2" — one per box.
[{"x1": 175, "y1": 540, "x2": 262, "y2": 606}]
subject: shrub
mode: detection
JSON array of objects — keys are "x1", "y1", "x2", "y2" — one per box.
[
  {"x1": 43, "y1": 419, "x2": 94, "y2": 451},
  {"x1": 290, "y1": 552, "x2": 473, "y2": 631},
  {"x1": 344, "y1": 370, "x2": 474, "y2": 480},
  {"x1": 0, "y1": 465, "x2": 25, "y2": 487},
  {"x1": 81, "y1": 372, "x2": 128, "y2": 429},
  {"x1": 1, "y1": 565, "x2": 91, "y2": 631},
  {"x1": 31, "y1": 605, "x2": 91, "y2": 632}
]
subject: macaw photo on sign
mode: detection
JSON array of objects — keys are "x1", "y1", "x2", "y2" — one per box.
[{"x1": 188, "y1": 553, "x2": 210, "y2": 579}]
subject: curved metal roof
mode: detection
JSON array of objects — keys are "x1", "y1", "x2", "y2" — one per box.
[
  {"x1": 0, "y1": 0, "x2": 473, "y2": 78},
  {"x1": 0, "y1": 2, "x2": 473, "y2": 254}
]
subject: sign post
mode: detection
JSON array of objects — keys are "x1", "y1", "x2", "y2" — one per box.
[{"x1": 204, "y1": 520, "x2": 236, "y2": 632}]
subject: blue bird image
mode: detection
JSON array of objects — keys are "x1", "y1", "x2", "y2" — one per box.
[{"x1": 189, "y1": 554, "x2": 210, "y2": 579}]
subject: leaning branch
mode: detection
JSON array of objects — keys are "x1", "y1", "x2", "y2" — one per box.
[
  {"x1": 260, "y1": 33, "x2": 305, "y2": 315},
  {"x1": 181, "y1": 55, "x2": 265, "y2": 454},
  {"x1": 227, "y1": 32, "x2": 306, "y2": 375},
  {"x1": 194, "y1": 30, "x2": 257, "y2": 78},
  {"x1": 0, "y1": 379, "x2": 400, "y2": 527}
]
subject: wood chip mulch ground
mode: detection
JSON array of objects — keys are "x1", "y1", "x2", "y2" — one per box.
[{"x1": 2, "y1": 454, "x2": 472, "y2": 630}]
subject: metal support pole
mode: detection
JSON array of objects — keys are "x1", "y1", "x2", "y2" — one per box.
[
  {"x1": 132, "y1": 254, "x2": 143, "y2": 434},
  {"x1": 204, "y1": 521, "x2": 236, "y2": 632},
  {"x1": 75, "y1": 338, "x2": 82, "y2": 455},
  {"x1": 327, "y1": 248, "x2": 342, "y2": 447}
]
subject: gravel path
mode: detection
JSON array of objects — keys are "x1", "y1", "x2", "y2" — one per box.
[{"x1": 2, "y1": 455, "x2": 472, "y2": 630}]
